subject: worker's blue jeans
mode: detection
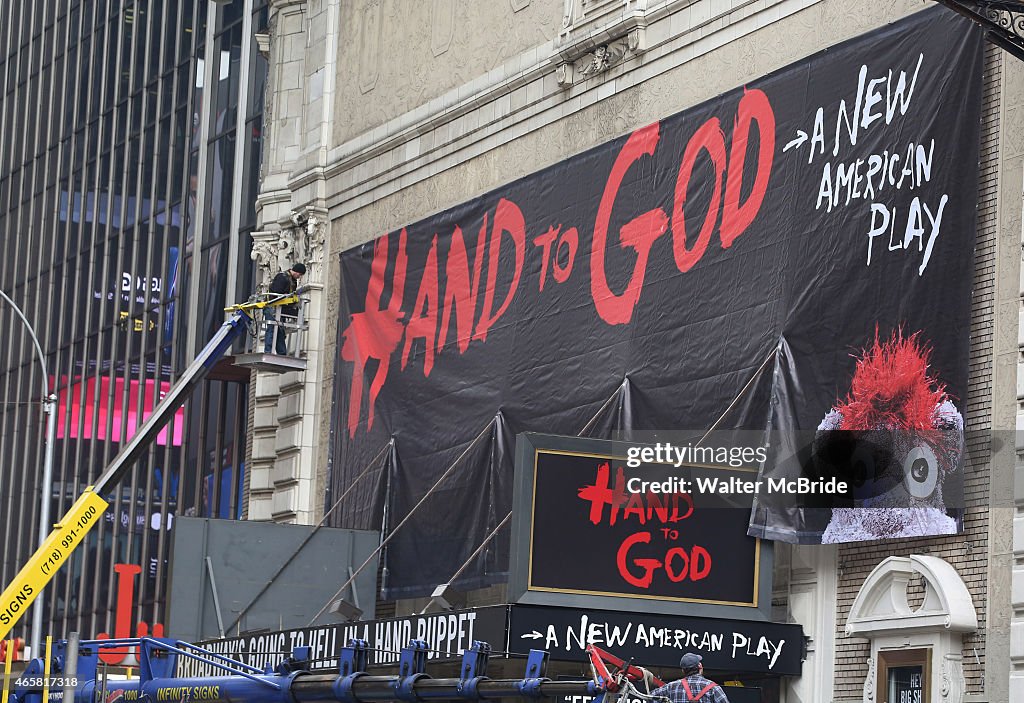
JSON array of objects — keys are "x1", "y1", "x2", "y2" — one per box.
[{"x1": 264, "y1": 310, "x2": 289, "y2": 355}]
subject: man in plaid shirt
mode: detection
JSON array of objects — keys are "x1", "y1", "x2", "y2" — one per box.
[{"x1": 650, "y1": 654, "x2": 730, "y2": 703}]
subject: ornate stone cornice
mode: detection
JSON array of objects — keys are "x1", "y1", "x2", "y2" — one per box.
[
  {"x1": 250, "y1": 230, "x2": 288, "y2": 291},
  {"x1": 251, "y1": 209, "x2": 327, "y2": 291},
  {"x1": 553, "y1": 0, "x2": 651, "y2": 88},
  {"x1": 269, "y1": 206, "x2": 328, "y2": 284}
]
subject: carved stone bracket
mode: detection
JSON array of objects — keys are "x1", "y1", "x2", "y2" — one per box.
[
  {"x1": 250, "y1": 230, "x2": 288, "y2": 292},
  {"x1": 553, "y1": 4, "x2": 648, "y2": 89},
  {"x1": 302, "y1": 208, "x2": 328, "y2": 285},
  {"x1": 558, "y1": 28, "x2": 645, "y2": 86},
  {"x1": 940, "y1": 653, "x2": 965, "y2": 703},
  {"x1": 254, "y1": 33, "x2": 271, "y2": 59},
  {"x1": 862, "y1": 656, "x2": 875, "y2": 702}
]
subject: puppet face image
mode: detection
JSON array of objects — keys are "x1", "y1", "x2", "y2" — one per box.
[{"x1": 814, "y1": 332, "x2": 963, "y2": 543}]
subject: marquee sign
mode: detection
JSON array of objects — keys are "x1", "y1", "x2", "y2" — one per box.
[
  {"x1": 176, "y1": 606, "x2": 508, "y2": 676},
  {"x1": 509, "y1": 433, "x2": 771, "y2": 619},
  {"x1": 175, "y1": 603, "x2": 801, "y2": 678},
  {"x1": 508, "y1": 604, "x2": 803, "y2": 676}
]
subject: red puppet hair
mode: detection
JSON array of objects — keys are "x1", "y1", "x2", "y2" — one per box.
[{"x1": 836, "y1": 330, "x2": 948, "y2": 432}]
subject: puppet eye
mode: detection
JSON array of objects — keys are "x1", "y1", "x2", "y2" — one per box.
[
  {"x1": 850, "y1": 446, "x2": 872, "y2": 487},
  {"x1": 844, "y1": 440, "x2": 879, "y2": 497},
  {"x1": 903, "y1": 444, "x2": 938, "y2": 499}
]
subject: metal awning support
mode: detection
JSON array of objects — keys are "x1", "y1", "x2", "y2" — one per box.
[{"x1": 934, "y1": 1, "x2": 1024, "y2": 61}]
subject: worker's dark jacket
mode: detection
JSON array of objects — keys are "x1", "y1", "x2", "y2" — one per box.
[{"x1": 269, "y1": 271, "x2": 299, "y2": 317}]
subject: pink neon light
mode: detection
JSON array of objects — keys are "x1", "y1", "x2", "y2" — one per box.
[{"x1": 56, "y1": 376, "x2": 184, "y2": 446}]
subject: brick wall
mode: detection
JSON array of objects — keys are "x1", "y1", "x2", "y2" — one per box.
[{"x1": 831, "y1": 44, "x2": 1003, "y2": 699}]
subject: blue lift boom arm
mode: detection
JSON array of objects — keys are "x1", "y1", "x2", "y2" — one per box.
[
  {"x1": 0, "y1": 292, "x2": 300, "y2": 642},
  {"x1": 9, "y1": 638, "x2": 615, "y2": 703}
]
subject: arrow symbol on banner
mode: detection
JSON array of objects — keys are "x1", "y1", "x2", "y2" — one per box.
[
  {"x1": 783, "y1": 130, "x2": 807, "y2": 152},
  {"x1": 520, "y1": 631, "x2": 543, "y2": 640}
]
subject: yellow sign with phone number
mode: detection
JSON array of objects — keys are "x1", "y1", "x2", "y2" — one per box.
[{"x1": 0, "y1": 489, "x2": 108, "y2": 640}]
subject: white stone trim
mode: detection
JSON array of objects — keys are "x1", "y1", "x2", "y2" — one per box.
[
  {"x1": 847, "y1": 555, "x2": 978, "y2": 637},
  {"x1": 847, "y1": 555, "x2": 977, "y2": 703},
  {"x1": 317, "y1": 0, "x2": 823, "y2": 220}
]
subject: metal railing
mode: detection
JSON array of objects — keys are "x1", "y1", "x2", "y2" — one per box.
[{"x1": 243, "y1": 296, "x2": 309, "y2": 360}]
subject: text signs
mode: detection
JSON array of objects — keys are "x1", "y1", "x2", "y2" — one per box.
[
  {"x1": 175, "y1": 606, "x2": 507, "y2": 676},
  {"x1": 508, "y1": 605, "x2": 802, "y2": 676},
  {"x1": 510, "y1": 434, "x2": 768, "y2": 618},
  {"x1": 0, "y1": 490, "x2": 107, "y2": 640}
]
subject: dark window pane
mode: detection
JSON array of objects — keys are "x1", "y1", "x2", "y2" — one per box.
[
  {"x1": 240, "y1": 115, "x2": 261, "y2": 230},
  {"x1": 162, "y1": 1, "x2": 179, "y2": 73}
]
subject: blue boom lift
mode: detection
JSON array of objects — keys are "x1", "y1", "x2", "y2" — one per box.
[
  {"x1": 0, "y1": 289, "x2": 307, "y2": 643},
  {"x1": 5, "y1": 637, "x2": 662, "y2": 703}
]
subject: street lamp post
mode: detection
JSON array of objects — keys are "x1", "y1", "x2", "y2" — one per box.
[{"x1": 0, "y1": 289, "x2": 57, "y2": 657}]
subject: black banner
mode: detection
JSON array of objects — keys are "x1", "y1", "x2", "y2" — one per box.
[
  {"x1": 507, "y1": 605, "x2": 802, "y2": 676},
  {"x1": 331, "y1": 8, "x2": 982, "y2": 596}
]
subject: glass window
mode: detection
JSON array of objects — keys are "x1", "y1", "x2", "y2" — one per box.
[
  {"x1": 140, "y1": 126, "x2": 156, "y2": 200},
  {"x1": 197, "y1": 238, "x2": 228, "y2": 340},
  {"x1": 25, "y1": 77, "x2": 39, "y2": 158},
  {"x1": 154, "y1": 115, "x2": 171, "y2": 200},
  {"x1": 160, "y1": 69, "x2": 174, "y2": 117},
  {"x1": 34, "y1": 157, "x2": 46, "y2": 196},
  {"x1": 121, "y1": 9, "x2": 135, "y2": 89},
  {"x1": 116, "y1": 98, "x2": 129, "y2": 135},
  {"x1": 20, "y1": 165, "x2": 33, "y2": 203},
  {"x1": 130, "y1": 91, "x2": 143, "y2": 134},
  {"x1": 68, "y1": 6, "x2": 81, "y2": 47},
  {"x1": 132, "y1": 4, "x2": 150, "y2": 94},
  {"x1": 96, "y1": 112, "x2": 112, "y2": 152},
  {"x1": 204, "y1": 130, "x2": 235, "y2": 241},
  {"x1": 38, "y1": 63, "x2": 53, "y2": 153},
  {"x1": 13, "y1": 83, "x2": 26, "y2": 164},
  {"x1": 162, "y1": 2, "x2": 179, "y2": 73},
  {"x1": 41, "y1": 18, "x2": 54, "y2": 64},
  {"x1": 211, "y1": 24, "x2": 241, "y2": 139},
  {"x1": 55, "y1": 13, "x2": 67, "y2": 57},
  {"x1": 247, "y1": 52, "x2": 267, "y2": 121},
  {"x1": 63, "y1": 45, "x2": 78, "y2": 131},
  {"x1": 223, "y1": 0, "x2": 245, "y2": 29},
  {"x1": 240, "y1": 114, "x2": 261, "y2": 230},
  {"x1": 169, "y1": 107, "x2": 187, "y2": 202},
  {"x1": 104, "y1": 30, "x2": 118, "y2": 105},
  {"x1": 235, "y1": 229, "x2": 254, "y2": 303},
  {"x1": 30, "y1": 27, "x2": 43, "y2": 67},
  {"x1": 77, "y1": 36, "x2": 91, "y2": 117},
  {"x1": 174, "y1": 61, "x2": 190, "y2": 110},
  {"x1": 81, "y1": 0, "x2": 96, "y2": 28},
  {"x1": 254, "y1": 0, "x2": 269, "y2": 32},
  {"x1": 50, "y1": 52, "x2": 65, "y2": 139},
  {"x1": 8, "y1": 5, "x2": 22, "y2": 52},
  {"x1": 82, "y1": 119, "x2": 98, "y2": 170}
]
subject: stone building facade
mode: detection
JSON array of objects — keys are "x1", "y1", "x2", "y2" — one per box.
[{"x1": 248, "y1": 1, "x2": 1020, "y2": 700}]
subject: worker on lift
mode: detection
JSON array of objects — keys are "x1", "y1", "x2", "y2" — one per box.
[{"x1": 265, "y1": 262, "x2": 306, "y2": 354}]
